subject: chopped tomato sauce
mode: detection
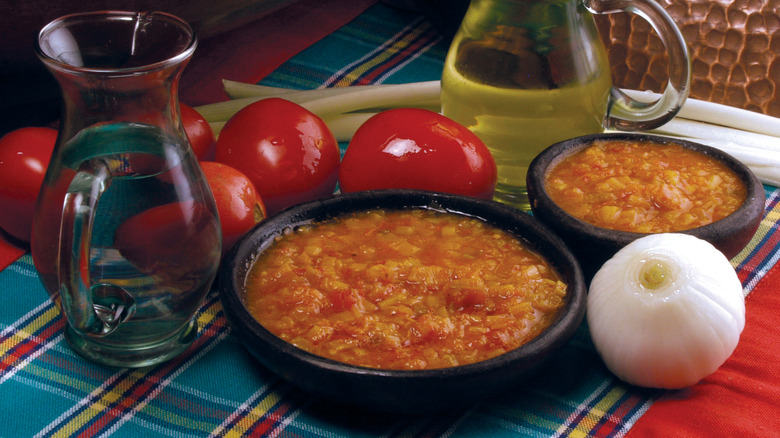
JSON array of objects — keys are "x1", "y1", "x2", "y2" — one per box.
[
  {"x1": 545, "y1": 140, "x2": 747, "y2": 233},
  {"x1": 245, "y1": 209, "x2": 567, "y2": 370}
]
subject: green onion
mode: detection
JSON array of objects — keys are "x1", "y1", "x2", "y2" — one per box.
[
  {"x1": 622, "y1": 89, "x2": 780, "y2": 138},
  {"x1": 322, "y1": 112, "x2": 376, "y2": 142},
  {"x1": 198, "y1": 81, "x2": 780, "y2": 184},
  {"x1": 221, "y1": 80, "x2": 300, "y2": 99},
  {"x1": 197, "y1": 80, "x2": 441, "y2": 125},
  {"x1": 222, "y1": 79, "x2": 408, "y2": 100}
]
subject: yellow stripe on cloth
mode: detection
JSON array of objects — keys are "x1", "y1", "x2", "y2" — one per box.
[{"x1": 41, "y1": 295, "x2": 227, "y2": 437}]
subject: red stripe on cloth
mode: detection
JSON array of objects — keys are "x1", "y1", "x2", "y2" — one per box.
[
  {"x1": 1, "y1": 316, "x2": 63, "y2": 372},
  {"x1": 246, "y1": 401, "x2": 295, "y2": 436},
  {"x1": 48, "y1": 297, "x2": 229, "y2": 436},
  {"x1": 740, "y1": 234, "x2": 780, "y2": 285},
  {"x1": 180, "y1": 0, "x2": 379, "y2": 106},
  {"x1": 590, "y1": 392, "x2": 648, "y2": 437},
  {"x1": 356, "y1": 25, "x2": 440, "y2": 85},
  {"x1": 626, "y1": 262, "x2": 780, "y2": 436},
  {"x1": 0, "y1": 233, "x2": 25, "y2": 271}
]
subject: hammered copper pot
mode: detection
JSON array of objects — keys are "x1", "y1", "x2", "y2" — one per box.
[{"x1": 595, "y1": 0, "x2": 780, "y2": 118}]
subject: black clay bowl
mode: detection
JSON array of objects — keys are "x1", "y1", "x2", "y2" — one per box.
[
  {"x1": 218, "y1": 189, "x2": 586, "y2": 413},
  {"x1": 527, "y1": 133, "x2": 765, "y2": 281}
]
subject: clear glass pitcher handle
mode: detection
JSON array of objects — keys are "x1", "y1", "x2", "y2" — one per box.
[
  {"x1": 583, "y1": 0, "x2": 691, "y2": 131},
  {"x1": 58, "y1": 160, "x2": 136, "y2": 337}
]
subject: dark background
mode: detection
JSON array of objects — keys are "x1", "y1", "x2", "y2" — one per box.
[{"x1": 0, "y1": 0, "x2": 469, "y2": 137}]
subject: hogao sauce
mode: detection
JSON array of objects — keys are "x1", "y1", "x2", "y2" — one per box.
[
  {"x1": 545, "y1": 140, "x2": 747, "y2": 233},
  {"x1": 245, "y1": 209, "x2": 567, "y2": 370}
]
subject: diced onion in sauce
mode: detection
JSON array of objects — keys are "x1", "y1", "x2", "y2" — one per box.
[
  {"x1": 245, "y1": 209, "x2": 567, "y2": 370},
  {"x1": 545, "y1": 140, "x2": 747, "y2": 233}
]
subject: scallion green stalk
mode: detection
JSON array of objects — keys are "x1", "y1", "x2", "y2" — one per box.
[
  {"x1": 621, "y1": 89, "x2": 780, "y2": 138},
  {"x1": 198, "y1": 80, "x2": 441, "y2": 124},
  {"x1": 200, "y1": 80, "x2": 780, "y2": 184}
]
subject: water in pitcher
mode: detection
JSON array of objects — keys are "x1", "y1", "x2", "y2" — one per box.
[{"x1": 32, "y1": 123, "x2": 221, "y2": 350}]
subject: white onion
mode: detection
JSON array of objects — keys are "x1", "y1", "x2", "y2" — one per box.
[{"x1": 587, "y1": 233, "x2": 745, "y2": 389}]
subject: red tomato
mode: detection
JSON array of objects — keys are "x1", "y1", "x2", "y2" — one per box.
[
  {"x1": 339, "y1": 109, "x2": 497, "y2": 199},
  {"x1": 215, "y1": 98, "x2": 340, "y2": 215},
  {"x1": 200, "y1": 161, "x2": 267, "y2": 255},
  {"x1": 181, "y1": 103, "x2": 216, "y2": 161},
  {"x1": 0, "y1": 127, "x2": 58, "y2": 243}
]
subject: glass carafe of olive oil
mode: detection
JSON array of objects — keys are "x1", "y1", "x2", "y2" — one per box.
[{"x1": 441, "y1": 0, "x2": 691, "y2": 210}]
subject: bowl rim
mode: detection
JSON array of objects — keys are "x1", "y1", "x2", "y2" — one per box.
[
  {"x1": 218, "y1": 189, "x2": 587, "y2": 384},
  {"x1": 526, "y1": 132, "x2": 765, "y2": 247}
]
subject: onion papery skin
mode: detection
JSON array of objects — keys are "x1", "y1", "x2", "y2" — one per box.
[{"x1": 587, "y1": 233, "x2": 745, "y2": 389}]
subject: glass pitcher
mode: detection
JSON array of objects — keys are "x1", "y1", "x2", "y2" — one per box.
[
  {"x1": 441, "y1": 0, "x2": 691, "y2": 209},
  {"x1": 31, "y1": 11, "x2": 222, "y2": 367}
]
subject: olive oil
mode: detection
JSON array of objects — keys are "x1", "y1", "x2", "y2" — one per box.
[{"x1": 440, "y1": 0, "x2": 613, "y2": 209}]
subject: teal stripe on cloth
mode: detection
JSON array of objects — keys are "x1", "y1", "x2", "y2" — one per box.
[
  {"x1": 3, "y1": 3, "x2": 780, "y2": 437},
  {"x1": 260, "y1": 3, "x2": 449, "y2": 89}
]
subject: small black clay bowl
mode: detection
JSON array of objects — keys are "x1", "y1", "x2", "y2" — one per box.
[
  {"x1": 527, "y1": 133, "x2": 765, "y2": 281},
  {"x1": 218, "y1": 189, "x2": 586, "y2": 413}
]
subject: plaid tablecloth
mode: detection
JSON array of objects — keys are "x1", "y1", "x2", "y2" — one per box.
[{"x1": 3, "y1": 2, "x2": 780, "y2": 436}]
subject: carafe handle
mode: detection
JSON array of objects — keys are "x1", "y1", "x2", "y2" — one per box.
[
  {"x1": 584, "y1": 0, "x2": 691, "y2": 130},
  {"x1": 58, "y1": 160, "x2": 136, "y2": 337}
]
